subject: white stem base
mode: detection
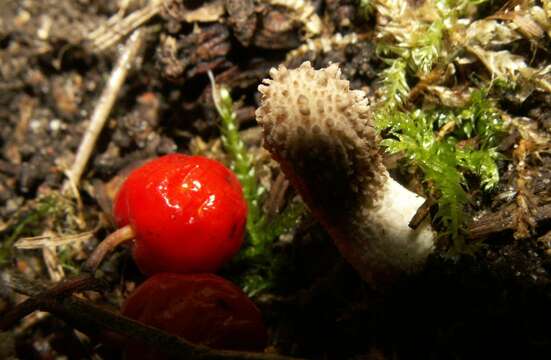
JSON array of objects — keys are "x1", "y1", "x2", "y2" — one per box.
[{"x1": 345, "y1": 172, "x2": 435, "y2": 283}]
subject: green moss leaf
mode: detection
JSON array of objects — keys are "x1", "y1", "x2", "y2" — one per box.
[
  {"x1": 376, "y1": 90, "x2": 504, "y2": 249},
  {"x1": 210, "y1": 74, "x2": 306, "y2": 295}
]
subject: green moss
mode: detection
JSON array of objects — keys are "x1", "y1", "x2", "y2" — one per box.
[
  {"x1": 358, "y1": 0, "x2": 375, "y2": 18},
  {"x1": 377, "y1": 20, "x2": 445, "y2": 76},
  {"x1": 0, "y1": 195, "x2": 63, "y2": 265},
  {"x1": 210, "y1": 81, "x2": 266, "y2": 247},
  {"x1": 58, "y1": 246, "x2": 80, "y2": 275},
  {"x1": 210, "y1": 74, "x2": 306, "y2": 295},
  {"x1": 377, "y1": 58, "x2": 409, "y2": 110},
  {"x1": 377, "y1": 90, "x2": 504, "y2": 250},
  {"x1": 368, "y1": 0, "x2": 507, "y2": 252}
]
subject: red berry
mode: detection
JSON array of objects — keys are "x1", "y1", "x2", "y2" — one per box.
[
  {"x1": 113, "y1": 153, "x2": 247, "y2": 274},
  {"x1": 121, "y1": 273, "x2": 267, "y2": 352}
]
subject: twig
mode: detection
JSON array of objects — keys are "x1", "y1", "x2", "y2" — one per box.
[
  {"x1": 264, "y1": 173, "x2": 289, "y2": 218},
  {"x1": 1, "y1": 275, "x2": 304, "y2": 360},
  {"x1": 408, "y1": 199, "x2": 432, "y2": 230},
  {"x1": 0, "y1": 274, "x2": 101, "y2": 330},
  {"x1": 87, "y1": 0, "x2": 162, "y2": 52},
  {"x1": 468, "y1": 203, "x2": 551, "y2": 240},
  {"x1": 63, "y1": 28, "x2": 145, "y2": 192}
]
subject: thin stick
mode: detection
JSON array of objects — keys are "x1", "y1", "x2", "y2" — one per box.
[
  {"x1": 0, "y1": 275, "x2": 100, "y2": 330},
  {"x1": 63, "y1": 28, "x2": 145, "y2": 192},
  {"x1": 87, "y1": 0, "x2": 162, "y2": 52},
  {"x1": 468, "y1": 203, "x2": 551, "y2": 240},
  {"x1": 82, "y1": 225, "x2": 135, "y2": 272}
]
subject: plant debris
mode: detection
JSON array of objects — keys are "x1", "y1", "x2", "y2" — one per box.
[{"x1": 1, "y1": 0, "x2": 550, "y2": 359}]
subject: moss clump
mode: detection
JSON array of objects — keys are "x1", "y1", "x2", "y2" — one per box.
[
  {"x1": 210, "y1": 75, "x2": 306, "y2": 295},
  {"x1": 378, "y1": 90, "x2": 504, "y2": 250},
  {"x1": 0, "y1": 194, "x2": 82, "y2": 265},
  {"x1": 364, "y1": 0, "x2": 528, "y2": 251}
]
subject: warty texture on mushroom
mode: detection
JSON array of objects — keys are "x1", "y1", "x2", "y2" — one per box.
[{"x1": 255, "y1": 61, "x2": 435, "y2": 285}]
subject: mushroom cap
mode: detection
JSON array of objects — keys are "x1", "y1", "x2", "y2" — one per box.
[
  {"x1": 256, "y1": 62, "x2": 434, "y2": 285},
  {"x1": 256, "y1": 62, "x2": 386, "y2": 212}
]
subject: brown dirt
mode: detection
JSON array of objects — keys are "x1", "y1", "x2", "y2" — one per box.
[{"x1": 1, "y1": 1, "x2": 551, "y2": 359}]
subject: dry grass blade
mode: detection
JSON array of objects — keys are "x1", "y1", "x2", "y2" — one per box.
[
  {"x1": 266, "y1": 0, "x2": 322, "y2": 37},
  {"x1": 42, "y1": 246, "x2": 65, "y2": 282},
  {"x1": 64, "y1": 28, "x2": 145, "y2": 192},
  {"x1": 285, "y1": 33, "x2": 365, "y2": 63},
  {"x1": 14, "y1": 231, "x2": 94, "y2": 250},
  {"x1": 87, "y1": 0, "x2": 162, "y2": 52}
]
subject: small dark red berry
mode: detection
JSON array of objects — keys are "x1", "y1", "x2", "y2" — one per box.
[{"x1": 121, "y1": 273, "x2": 267, "y2": 352}]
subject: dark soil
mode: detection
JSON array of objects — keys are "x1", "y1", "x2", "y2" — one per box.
[{"x1": 1, "y1": 1, "x2": 550, "y2": 359}]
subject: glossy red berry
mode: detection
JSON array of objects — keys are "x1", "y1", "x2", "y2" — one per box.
[
  {"x1": 121, "y1": 273, "x2": 267, "y2": 352},
  {"x1": 113, "y1": 153, "x2": 247, "y2": 274}
]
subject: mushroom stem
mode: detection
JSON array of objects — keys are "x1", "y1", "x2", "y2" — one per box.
[
  {"x1": 350, "y1": 169, "x2": 435, "y2": 283},
  {"x1": 255, "y1": 62, "x2": 435, "y2": 285},
  {"x1": 83, "y1": 225, "x2": 135, "y2": 272}
]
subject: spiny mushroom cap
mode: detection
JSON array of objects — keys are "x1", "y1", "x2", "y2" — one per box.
[
  {"x1": 256, "y1": 61, "x2": 434, "y2": 285},
  {"x1": 256, "y1": 61, "x2": 386, "y2": 215}
]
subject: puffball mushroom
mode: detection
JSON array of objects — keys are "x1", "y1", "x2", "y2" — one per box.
[{"x1": 255, "y1": 62, "x2": 436, "y2": 285}]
